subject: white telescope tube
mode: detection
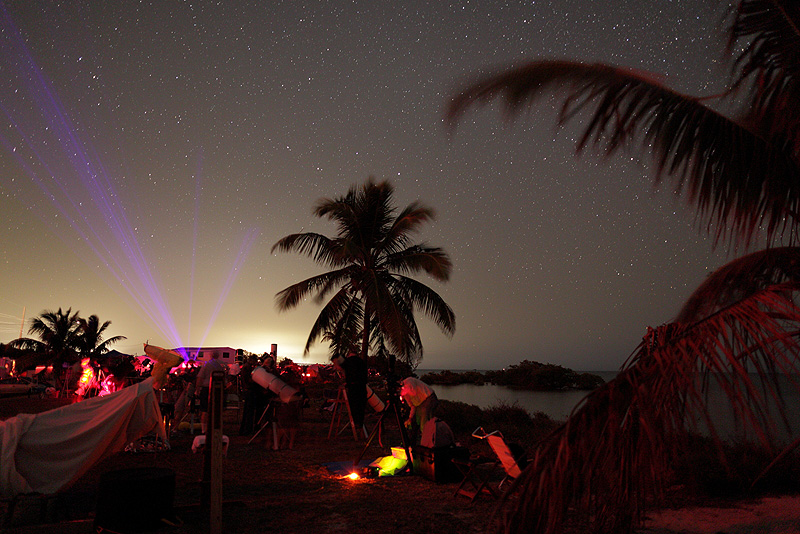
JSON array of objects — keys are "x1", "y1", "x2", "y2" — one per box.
[
  {"x1": 365, "y1": 384, "x2": 385, "y2": 412},
  {"x1": 252, "y1": 366, "x2": 299, "y2": 403}
]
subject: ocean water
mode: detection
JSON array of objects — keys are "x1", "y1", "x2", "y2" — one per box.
[
  {"x1": 420, "y1": 370, "x2": 800, "y2": 442},
  {"x1": 425, "y1": 371, "x2": 616, "y2": 422}
]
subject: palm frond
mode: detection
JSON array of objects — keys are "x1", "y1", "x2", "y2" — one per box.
[
  {"x1": 497, "y1": 283, "x2": 800, "y2": 534},
  {"x1": 393, "y1": 275, "x2": 456, "y2": 336},
  {"x1": 303, "y1": 288, "x2": 357, "y2": 355},
  {"x1": 384, "y1": 298, "x2": 424, "y2": 368},
  {"x1": 315, "y1": 178, "x2": 396, "y2": 248},
  {"x1": 77, "y1": 315, "x2": 125, "y2": 357},
  {"x1": 315, "y1": 199, "x2": 359, "y2": 242},
  {"x1": 369, "y1": 273, "x2": 411, "y2": 357},
  {"x1": 385, "y1": 245, "x2": 453, "y2": 281},
  {"x1": 729, "y1": 0, "x2": 800, "y2": 143},
  {"x1": 447, "y1": 59, "x2": 800, "y2": 245},
  {"x1": 270, "y1": 232, "x2": 344, "y2": 267},
  {"x1": 90, "y1": 336, "x2": 127, "y2": 357},
  {"x1": 9, "y1": 337, "x2": 45, "y2": 353},
  {"x1": 26, "y1": 307, "x2": 82, "y2": 364},
  {"x1": 677, "y1": 246, "x2": 800, "y2": 322},
  {"x1": 313, "y1": 267, "x2": 358, "y2": 305},
  {"x1": 381, "y1": 202, "x2": 436, "y2": 253},
  {"x1": 274, "y1": 268, "x2": 350, "y2": 311},
  {"x1": 391, "y1": 288, "x2": 425, "y2": 365},
  {"x1": 322, "y1": 299, "x2": 364, "y2": 359}
]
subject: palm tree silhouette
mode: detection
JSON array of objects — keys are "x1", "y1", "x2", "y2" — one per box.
[
  {"x1": 76, "y1": 315, "x2": 127, "y2": 360},
  {"x1": 272, "y1": 178, "x2": 455, "y2": 369},
  {"x1": 12, "y1": 307, "x2": 81, "y2": 371},
  {"x1": 448, "y1": 2, "x2": 800, "y2": 533}
]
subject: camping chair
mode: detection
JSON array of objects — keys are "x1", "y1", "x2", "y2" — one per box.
[
  {"x1": 452, "y1": 454, "x2": 499, "y2": 502},
  {"x1": 483, "y1": 429, "x2": 527, "y2": 491},
  {"x1": 453, "y1": 427, "x2": 528, "y2": 502},
  {"x1": 453, "y1": 427, "x2": 503, "y2": 502}
]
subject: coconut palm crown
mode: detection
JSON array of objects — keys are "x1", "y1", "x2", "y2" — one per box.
[
  {"x1": 11, "y1": 307, "x2": 81, "y2": 370},
  {"x1": 271, "y1": 178, "x2": 455, "y2": 366},
  {"x1": 76, "y1": 314, "x2": 127, "y2": 360},
  {"x1": 10, "y1": 308, "x2": 127, "y2": 372}
]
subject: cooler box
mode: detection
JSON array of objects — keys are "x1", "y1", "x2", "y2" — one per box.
[{"x1": 412, "y1": 445, "x2": 470, "y2": 483}]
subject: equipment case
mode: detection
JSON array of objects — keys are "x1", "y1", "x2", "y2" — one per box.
[{"x1": 412, "y1": 445, "x2": 470, "y2": 483}]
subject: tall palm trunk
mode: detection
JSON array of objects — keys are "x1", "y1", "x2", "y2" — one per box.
[{"x1": 361, "y1": 311, "x2": 370, "y2": 361}]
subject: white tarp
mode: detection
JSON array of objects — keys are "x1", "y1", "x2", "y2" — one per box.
[{"x1": 0, "y1": 377, "x2": 165, "y2": 498}]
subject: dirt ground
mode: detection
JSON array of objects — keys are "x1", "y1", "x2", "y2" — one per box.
[
  {"x1": 3, "y1": 394, "x2": 800, "y2": 534},
  {"x1": 640, "y1": 495, "x2": 800, "y2": 533},
  {"x1": 1, "y1": 394, "x2": 501, "y2": 534}
]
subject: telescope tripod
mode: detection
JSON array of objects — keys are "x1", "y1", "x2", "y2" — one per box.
[{"x1": 353, "y1": 384, "x2": 412, "y2": 473}]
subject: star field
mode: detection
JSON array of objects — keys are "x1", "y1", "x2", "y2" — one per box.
[{"x1": 1, "y1": 1, "x2": 734, "y2": 370}]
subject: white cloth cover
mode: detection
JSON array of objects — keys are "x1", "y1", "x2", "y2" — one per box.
[{"x1": 0, "y1": 377, "x2": 165, "y2": 498}]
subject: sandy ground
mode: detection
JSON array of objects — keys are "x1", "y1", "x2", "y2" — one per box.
[
  {"x1": 642, "y1": 495, "x2": 800, "y2": 534},
  {"x1": 1, "y1": 394, "x2": 501, "y2": 534},
  {"x1": 2, "y1": 394, "x2": 799, "y2": 534}
]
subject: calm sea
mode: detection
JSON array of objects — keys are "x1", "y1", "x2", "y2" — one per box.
[
  {"x1": 418, "y1": 370, "x2": 617, "y2": 421},
  {"x1": 419, "y1": 370, "x2": 800, "y2": 442}
]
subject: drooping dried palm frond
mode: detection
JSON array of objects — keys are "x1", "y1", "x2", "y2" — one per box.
[
  {"x1": 677, "y1": 246, "x2": 800, "y2": 322},
  {"x1": 495, "y1": 283, "x2": 800, "y2": 534}
]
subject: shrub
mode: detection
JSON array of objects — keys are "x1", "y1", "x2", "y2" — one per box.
[{"x1": 435, "y1": 399, "x2": 558, "y2": 451}]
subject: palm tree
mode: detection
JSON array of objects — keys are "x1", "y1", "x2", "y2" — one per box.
[
  {"x1": 271, "y1": 178, "x2": 455, "y2": 367},
  {"x1": 447, "y1": 2, "x2": 800, "y2": 533},
  {"x1": 11, "y1": 307, "x2": 81, "y2": 370},
  {"x1": 76, "y1": 314, "x2": 126, "y2": 360}
]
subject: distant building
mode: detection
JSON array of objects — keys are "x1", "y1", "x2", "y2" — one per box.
[{"x1": 176, "y1": 347, "x2": 237, "y2": 366}]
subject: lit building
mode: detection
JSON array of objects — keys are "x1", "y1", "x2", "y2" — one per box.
[{"x1": 176, "y1": 347, "x2": 237, "y2": 366}]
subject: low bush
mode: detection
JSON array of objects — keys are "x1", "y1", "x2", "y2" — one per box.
[{"x1": 435, "y1": 399, "x2": 558, "y2": 452}]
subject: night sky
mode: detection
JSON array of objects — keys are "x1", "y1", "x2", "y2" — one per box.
[{"x1": 0, "y1": 1, "x2": 735, "y2": 371}]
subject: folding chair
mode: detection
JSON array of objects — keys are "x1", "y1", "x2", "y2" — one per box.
[
  {"x1": 484, "y1": 430, "x2": 527, "y2": 491},
  {"x1": 453, "y1": 427, "x2": 528, "y2": 502},
  {"x1": 453, "y1": 455, "x2": 499, "y2": 502},
  {"x1": 453, "y1": 427, "x2": 503, "y2": 502}
]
